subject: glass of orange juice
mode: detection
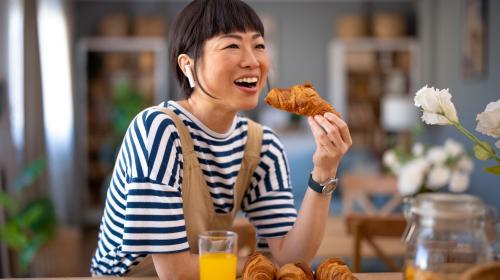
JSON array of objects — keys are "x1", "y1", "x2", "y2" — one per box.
[{"x1": 198, "y1": 231, "x2": 238, "y2": 280}]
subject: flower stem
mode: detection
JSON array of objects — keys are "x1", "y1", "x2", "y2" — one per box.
[
  {"x1": 449, "y1": 120, "x2": 498, "y2": 160},
  {"x1": 451, "y1": 121, "x2": 480, "y2": 142}
]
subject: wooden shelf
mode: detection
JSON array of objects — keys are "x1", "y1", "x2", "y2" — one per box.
[
  {"x1": 75, "y1": 36, "x2": 170, "y2": 226},
  {"x1": 328, "y1": 37, "x2": 420, "y2": 153}
]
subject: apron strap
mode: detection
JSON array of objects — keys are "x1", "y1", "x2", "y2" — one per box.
[
  {"x1": 155, "y1": 106, "x2": 196, "y2": 157},
  {"x1": 232, "y1": 119, "x2": 263, "y2": 214}
]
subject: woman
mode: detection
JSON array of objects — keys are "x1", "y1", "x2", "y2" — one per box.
[{"x1": 90, "y1": 0, "x2": 351, "y2": 278}]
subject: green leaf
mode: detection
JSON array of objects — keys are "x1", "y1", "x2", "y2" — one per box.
[
  {"x1": 12, "y1": 158, "x2": 46, "y2": 192},
  {"x1": 0, "y1": 190, "x2": 16, "y2": 212},
  {"x1": 19, "y1": 202, "x2": 45, "y2": 228},
  {"x1": 19, "y1": 198, "x2": 56, "y2": 231},
  {"x1": 473, "y1": 141, "x2": 495, "y2": 160},
  {"x1": 18, "y1": 234, "x2": 46, "y2": 270},
  {"x1": 0, "y1": 221, "x2": 28, "y2": 249},
  {"x1": 485, "y1": 165, "x2": 500, "y2": 175}
]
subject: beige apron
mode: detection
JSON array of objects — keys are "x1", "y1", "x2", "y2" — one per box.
[{"x1": 127, "y1": 107, "x2": 262, "y2": 276}]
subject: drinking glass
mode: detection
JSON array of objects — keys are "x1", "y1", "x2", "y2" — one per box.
[{"x1": 198, "y1": 231, "x2": 238, "y2": 280}]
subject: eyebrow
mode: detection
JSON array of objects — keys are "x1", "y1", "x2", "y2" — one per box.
[{"x1": 220, "y1": 33, "x2": 262, "y2": 40}]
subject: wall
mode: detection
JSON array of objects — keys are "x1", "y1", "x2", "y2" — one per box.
[
  {"x1": 73, "y1": 0, "x2": 415, "y2": 100},
  {"x1": 421, "y1": 0, "x2": 500, "y2": 210},
  {"x1": 72, "y1": 0, "x2": 416, "y2": 213},
  {"x1": 73, "y1": 0, "x2": 498, "y2": 210}
]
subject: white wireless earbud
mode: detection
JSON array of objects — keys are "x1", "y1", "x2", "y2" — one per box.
[{"x1": 185, "y1": 64, "x2": 195, "y2": 88}]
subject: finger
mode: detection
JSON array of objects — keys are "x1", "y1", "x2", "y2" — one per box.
[
  {"x1": 318, "y1": 135, "x2": 336, "y2": 154},
  {"x1": 308, "y1": 117, "x2": 336, "y2": 153},
  {"x1": 324, "y1": 112, "x2": 352, "y2": 146},
  {"x1": 308, "y1": 117, "x2": 325, "y2": 147},
  {"x1": 314, "y1": 115, "x2": 343, "y2": 148}
]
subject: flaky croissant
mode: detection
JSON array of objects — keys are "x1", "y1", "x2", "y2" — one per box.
[
  {"x1": 242, "y1": 252, "x2": 277, "y2": 280},
  {"x1": 276, "y1": 263, "x2": 314, "y2": 280},
  {"x1": 264, "y1": 81, "x2": 340, "y2": 117},
  {"x1": 315, "y1": 258, "x2": 358, "y2": 280}
]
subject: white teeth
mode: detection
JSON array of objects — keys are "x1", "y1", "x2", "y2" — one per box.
[{"x1": 235, "y1": 77, "x2": 258, "y2": 83}]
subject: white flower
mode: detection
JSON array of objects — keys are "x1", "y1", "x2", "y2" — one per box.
[
  {"x1": 476, "y1": 99, "x2": 500, "y2": 141},
  {"x1": 426, "y1": 146, "x2": 447, "y2": 165},
  {"x1": 449, "y1": 171, "x2": 470, "y2": 193},
  {"x1": 383, "y1": 150, "x2": 400, "y2": 173},
  {"x1": 414, "y1": 85, "x2": 459, "y2": 125},
  {"x1": 426, "y1": 165, "x2": 450, "y2": 190},
  {"x1": 444, "y1": 138, "x2": 464, "y2": 158},
  {"x1": 398, "y1": 158, "x2": 429, "y2": 196},
  {"x1": 412, "y1": 142, "x2": 424, "y2": 156},
  {"x1": 457, "y1": 157, "x2": 474, "y2": 173}
]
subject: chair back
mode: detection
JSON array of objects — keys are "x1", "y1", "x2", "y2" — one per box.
[
  {"x1": 341, "y1": 172, "x2": 401, "y2": 215},
  {"x1": 340, "y1": 172, "x2": 406, "y2": 272}
]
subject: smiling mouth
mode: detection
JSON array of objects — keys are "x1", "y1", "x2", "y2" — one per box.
[{"x1": 234, "y1": 77, "x2": 258, "y2": 88}]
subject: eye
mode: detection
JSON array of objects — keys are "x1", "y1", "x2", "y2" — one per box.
[
  {"x1": 225, "y1": 44, "x2": 239, "y2": 49},
  {"x1": 256, "y1": 44, "x2": 266, "y2": 49}
]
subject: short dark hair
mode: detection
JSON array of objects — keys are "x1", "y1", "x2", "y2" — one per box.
[{"x1": 168, "y1": 0, "x2": 265, "y2": 98}]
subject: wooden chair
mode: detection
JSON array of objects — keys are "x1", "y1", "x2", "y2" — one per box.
[
  {"x1": 345, "y1": 214, "x2": 406, "y2": 272},
  {"x1": 341, "y1": 173, "x2": 401, "y2": 215},
  {"x1": 340, "y1": 172, "x2": 406, "y2": 272}
]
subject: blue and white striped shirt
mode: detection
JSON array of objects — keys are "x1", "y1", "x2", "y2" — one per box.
[{"x1": 90, "y1": 101, "x2": 297, "y2": 276}]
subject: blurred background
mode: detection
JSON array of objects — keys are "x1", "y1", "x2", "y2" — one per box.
[{"x1": 0, "y1": 0, "x2": 498, "y2": 277}]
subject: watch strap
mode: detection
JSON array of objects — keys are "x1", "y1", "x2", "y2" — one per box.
[{"x1": 308, "y1": 173, "x2": 337, "y2": 195}]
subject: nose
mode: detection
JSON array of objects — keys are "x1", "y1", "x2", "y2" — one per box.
[{"x1": 240, "y1": 47, "x2": 260, "y2": 69}]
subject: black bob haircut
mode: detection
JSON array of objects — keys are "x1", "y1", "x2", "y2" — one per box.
[{"x1": 168, "y1": 0, "x2": 265, "y2": 98}]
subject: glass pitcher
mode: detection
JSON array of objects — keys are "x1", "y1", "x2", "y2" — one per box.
[{"x1": 402, "y1": 193, "x2": 492, "y2": 280}]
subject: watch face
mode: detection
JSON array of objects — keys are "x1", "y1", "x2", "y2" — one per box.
[{"x1": 322, "y1": 184, "x2": 335, "y2": 194}]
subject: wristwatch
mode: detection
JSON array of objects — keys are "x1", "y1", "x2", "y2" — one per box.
[{"x1": 308, "y1": 173, "x2": 338, "y2": 195}]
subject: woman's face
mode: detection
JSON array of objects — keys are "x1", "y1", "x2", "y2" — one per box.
[{"x1": 194, "y1": 30, "x2": 270, "y2": 112}]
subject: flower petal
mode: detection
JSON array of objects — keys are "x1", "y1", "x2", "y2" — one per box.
[
  {"x1": 476, "y1": 99, "x2": 500, "y2": 137},
  {"x1": 444, "y1": 138, "x2": 464, "y2": 158},
  {"x1": 422, "y1": 111, "x2": 450, "y2": 125},
  {"x1": 426, "y1": 165, "x2": 450, "y2": 190},
  {"x1": 449, "y1": 172, "x2": 469, "y2": 193},
  {"x1": 415, "y1": 86, "x2": 441, "y2": 112},
  {"x1": 437, "y1": 88, "x2": 459, "y2": 122}
]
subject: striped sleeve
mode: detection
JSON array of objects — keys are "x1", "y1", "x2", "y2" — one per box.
[
  {"x1": 121, "y1": 109, "x2": 190, "y2": 254},
  {"x1": 242, "y1": 128, "x2": 297, "y2": 247}
]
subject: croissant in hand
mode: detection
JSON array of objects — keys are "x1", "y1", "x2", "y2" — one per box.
[
  {"x1": 264, "y1": 81, "x2": 341, "y2": 117},
  {"x1": 315, "y1": 258, "x2": 358, "y2": 280},
  {"x1": 242, "y1": 252, "x2": 277, "y2": 280},
  {"x1": 276, "y1": 263, "x2": 314, "y2": 280}
]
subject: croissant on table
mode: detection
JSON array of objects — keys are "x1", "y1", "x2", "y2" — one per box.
[
  {"x1": 264, "y1": 81, "x2": 341, "y2": 117},
  {"x1": 276, "y1": 263, "x2": 314, "y2": 280},
  {"x1": 315, "y1": 258, "x2": 358, "y2": 280},
  {"x1": 242, "y1": 252, "x2": 277, "y2": 280},
  {"x1": 242, "y1": 253, "x2": 357, "y2": 280}
]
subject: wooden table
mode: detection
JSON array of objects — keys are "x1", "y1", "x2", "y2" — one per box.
[
  {"x1": 355, "y1": 273, "x2": 402, "y2": 280},
  {"x1": 7, "y1": 274, "x2": 403, "y2": 280}
]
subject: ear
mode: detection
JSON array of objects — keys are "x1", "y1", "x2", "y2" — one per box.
[{"x1": 177, "y1": 54, "x2": 194, "y2": 76}]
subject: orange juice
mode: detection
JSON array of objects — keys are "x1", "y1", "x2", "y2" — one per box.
[
  {"x1": 405, "y1": 264, "x2": 462, "y2": 280},
  {"x1": 199, "y1": 252, "x2": 237, "y2": 280}
]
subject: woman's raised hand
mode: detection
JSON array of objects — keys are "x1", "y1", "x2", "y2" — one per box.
[{"x1": 307, "y1": 112, "x2": 352, "y2": 182}]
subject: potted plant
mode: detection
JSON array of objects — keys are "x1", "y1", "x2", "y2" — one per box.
[{"x1": 0, "y1": 158, "x2": 57, "y2": 274}]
